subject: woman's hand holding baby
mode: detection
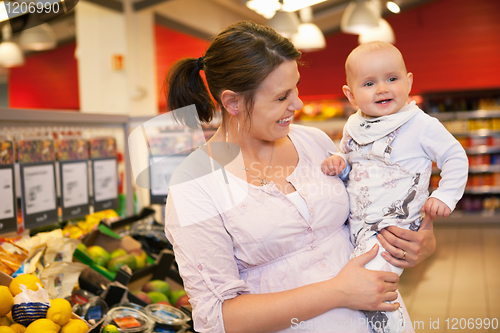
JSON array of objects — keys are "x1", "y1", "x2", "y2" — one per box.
[
  {"x1": 333, "y1": 244, "x2": 400, "y2": 312},
  {"x1": 377, "y1": 214, "x2": 436, "y2": 268}
]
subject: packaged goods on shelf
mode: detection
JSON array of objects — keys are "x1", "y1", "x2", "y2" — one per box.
[{"x1": 294, "y1": 100, "x2": 347, "y2": 121}]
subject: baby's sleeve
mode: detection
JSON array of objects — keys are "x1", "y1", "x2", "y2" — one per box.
[{"x1": 421, "y1": 118, "x2": 469, "y2": 211}]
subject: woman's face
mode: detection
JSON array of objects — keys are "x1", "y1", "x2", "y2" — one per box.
[{"x1": 242, "y1": 60, "x2": 303, "y2": 142}]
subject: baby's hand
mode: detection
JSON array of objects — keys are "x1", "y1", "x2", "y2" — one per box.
[
  {"x1": 321, "y1": 155, "x2": 346, "y2": 176},
  {"x1": 421, "y1": 197, "x2": 451, "y2": 219}
]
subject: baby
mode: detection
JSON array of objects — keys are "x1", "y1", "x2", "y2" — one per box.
[{"x1": 322, "y1": 41, "x2": 468, "y2": 333}]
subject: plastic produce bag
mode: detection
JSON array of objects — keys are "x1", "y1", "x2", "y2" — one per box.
[
  {"x1": 12, "y1": 283, "x2": 50, "y2": 326},
  {"x1": 44, "y1": 237, "x2": 80, "y2": 264},
  {"x1": 40, "y1": 261, "x2": 88, "y2": 299}
]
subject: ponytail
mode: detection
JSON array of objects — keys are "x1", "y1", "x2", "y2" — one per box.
[{"x1": 165, "y1": 57, "x2": 215, "y2": 126}]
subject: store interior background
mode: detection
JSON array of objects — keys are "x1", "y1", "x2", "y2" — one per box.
[{"x1": 1, "y1": 0, "x2": 499, "y2": 332}]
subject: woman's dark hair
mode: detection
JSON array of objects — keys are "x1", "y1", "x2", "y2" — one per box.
[{"x1": 165, "y1": 21, "x2": 301, "y2": 127}]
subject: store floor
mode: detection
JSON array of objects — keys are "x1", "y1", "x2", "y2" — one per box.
[{"x1": 399, "y1": 222, "x2": 500, "y2": 333}]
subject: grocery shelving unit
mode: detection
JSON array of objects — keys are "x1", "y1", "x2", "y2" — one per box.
[
  {"x1": 0, "y1": 107, "x2": 135, "y2": 218},
  {"x1": 425, "y1": 109, "x2": 500, "y2": 223}
]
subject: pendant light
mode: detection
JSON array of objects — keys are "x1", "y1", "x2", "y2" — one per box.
[
  {"x1": 341, "y1": 0, "x2": 380, "y2": 35},
  {"x1": 358, "y1": 18, "x2": 395, "y2": 44},
  {"x1": 268, "y1": 2, "x2": 300, "y2": 38},
  {"x1": 0, "y1": 24, "x2": 24, "y2": 68},
  {"x1": 19, "y1": 23, "x2": 57, "y2": 51},
  {"x1": 291, "y1": 7, "x2": 326, "y2": 52}
]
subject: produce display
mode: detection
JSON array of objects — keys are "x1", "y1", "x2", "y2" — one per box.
[
  {"x1": 132, "y1": 280, "x2": 189, "y2": 309},
  {"x1": 0, "y1": 205, "x2": 192, "y2": 333},
  {"x1": 0, "y1": 273, "x2": 89, "y2": 333}
]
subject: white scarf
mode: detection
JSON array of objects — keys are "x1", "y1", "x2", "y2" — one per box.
[{"x1": 346, "y1": 101, "x2": 421, "y2": 145}]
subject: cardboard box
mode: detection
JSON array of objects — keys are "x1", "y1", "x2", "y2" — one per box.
[{"x1": 0, "y1": 271, "x2": 91, "y2": 331}]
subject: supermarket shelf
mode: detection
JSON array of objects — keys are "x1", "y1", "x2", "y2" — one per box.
[
  {"x1": 465, "y1": 145, "x2": 500, "y2": 155},
  {"x1": 0, "y1": 107, "x2": 129, "y2": 126},
  {"x1": 435, "y1": 211, "x2": 500, "y2": 224},
  {"x1": 468, "y1": 165, "x2": 500, "y2": 173},
  {"x1": 0, "y1": 107, "x2": 134, "y2": 217},
  {"x1": 464, "y1": 186, "x2": 500, "y2": 194},
  {"x1": 293, "y1": 118, "x2": 346, "y2": 132},
  {"x1": 451, "y1": 129, "x2": 500, "y2": 137},
  {"x1": 431, "y1": 109, "x2": 500, "y2": 121}
]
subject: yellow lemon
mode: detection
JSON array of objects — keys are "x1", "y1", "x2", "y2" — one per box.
[
  {"x1": 46, "y1": 298, "x2": 72, "y2": 326},
  {"x1": 24, "y1": 319, "x2": 60, "y2": 333},
  {"x1": 0, "y1": 327, "x2": 16, "y2": 333},
  {"x1": 60, "y1": 319, "x2": 88, "y2": 333},
  {"x1": 0, "y1": 287, "x2": 13, "y2": 317},
  {"x1": 8, "y1": 324, "x2": 25, "y2": 333},
  {"x1": 9, "y1": 275, "x2": 43, "y2": 296},
  {"x1": 0, "y1": 316, "x2": 13, "y2": 326}
]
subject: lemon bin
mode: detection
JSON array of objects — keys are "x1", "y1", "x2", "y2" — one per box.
[{"x1": 0, "y1": 272, "x2": 89, "y2": 333}]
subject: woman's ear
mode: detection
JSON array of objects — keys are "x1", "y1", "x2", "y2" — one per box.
[
  {"x1": 221, "y1": 90, "x2": 239, "y2": 116},
  {"x1": 342, "y1": 85, "x2": 358, "y2": 108}
]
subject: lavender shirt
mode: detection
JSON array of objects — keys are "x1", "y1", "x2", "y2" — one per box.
[{"x1": 165, "y1": 124, "x2": 413, "y2": 333}]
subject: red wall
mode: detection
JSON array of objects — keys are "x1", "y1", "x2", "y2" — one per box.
[
  {"x1": 9, "y1": 43, "x2": 79, "y2": 110},
  {"x1": 299, "y1": 0, "x2": 500, "y2": 100},
  {"x1": 155, "y1": 25, "x2": 210, "y2": 112}
]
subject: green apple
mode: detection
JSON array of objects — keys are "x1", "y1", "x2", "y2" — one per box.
[
  {"x1": 93, "y1": 256, "x2": 108, "y2": 267},
  {"x1": 107, "y1": 254, "x2": 137, "y2": 272},
  {"x1": 110, "y1": 248, "x2": 128, "y2": 259},
  {"x1": 142, "y1": 279, "x2": 171, "y2": 297},
  {"x1": 76, "y1": 242, "x2": 89, "y2": 255},
  {"x1": 169, "y1": 289, "x2": 187, "y2": 307},
  {"x1": 87, "y1": 245, "x2": 111, "y2": 261},
  {"x1": 147, "y1": 291, "x2": 168, "y2": 303},
  {"x1": 129, "y1": 248, "x2": 148, "y2": 270}
]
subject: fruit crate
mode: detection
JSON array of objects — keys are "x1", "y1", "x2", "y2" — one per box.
[{"x1": 75, "y1": 224, "x2": 157, "y2": 282}]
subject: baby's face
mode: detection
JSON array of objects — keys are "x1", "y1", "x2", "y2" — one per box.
[{"x1": 345, "y1": 48, "x2": 413, "y2": 118}]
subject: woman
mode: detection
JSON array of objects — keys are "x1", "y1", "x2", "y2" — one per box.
[{"x1": 164, "y1": 21, "x2": 435, "y2": 333}]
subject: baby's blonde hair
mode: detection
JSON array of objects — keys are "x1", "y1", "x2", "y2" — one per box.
[{"x1": 345, "y1": 41, "x2": 407, "y2": 85}]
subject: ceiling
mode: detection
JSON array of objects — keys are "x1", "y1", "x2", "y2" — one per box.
[
  {"x1": 0, "y1": 0, "x2": 435, "y2": 80},
  {"x1": 150, "y1": 0, "x2": 436, "y2": 37},
  {"x1": 41, "y1": 0, "x2": 436, "y2": 42}
]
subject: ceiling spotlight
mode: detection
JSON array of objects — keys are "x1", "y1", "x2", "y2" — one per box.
[
  {"x1": 281, "y1": 0, "x2": 326, "y2": 12},
  {"x1": 245, "y1": 0, "x2": 327, "y2": 18},
  {"x1": 386, "y1": 1, "x2": 401, "y2": 13},
  {"x1": 246, "y1": 0, "x2": 281, "y2": 19}
]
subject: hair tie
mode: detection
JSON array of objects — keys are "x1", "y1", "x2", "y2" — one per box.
[{"x1": 197, "y1": 56, "x2": 204, "y2": 71}]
